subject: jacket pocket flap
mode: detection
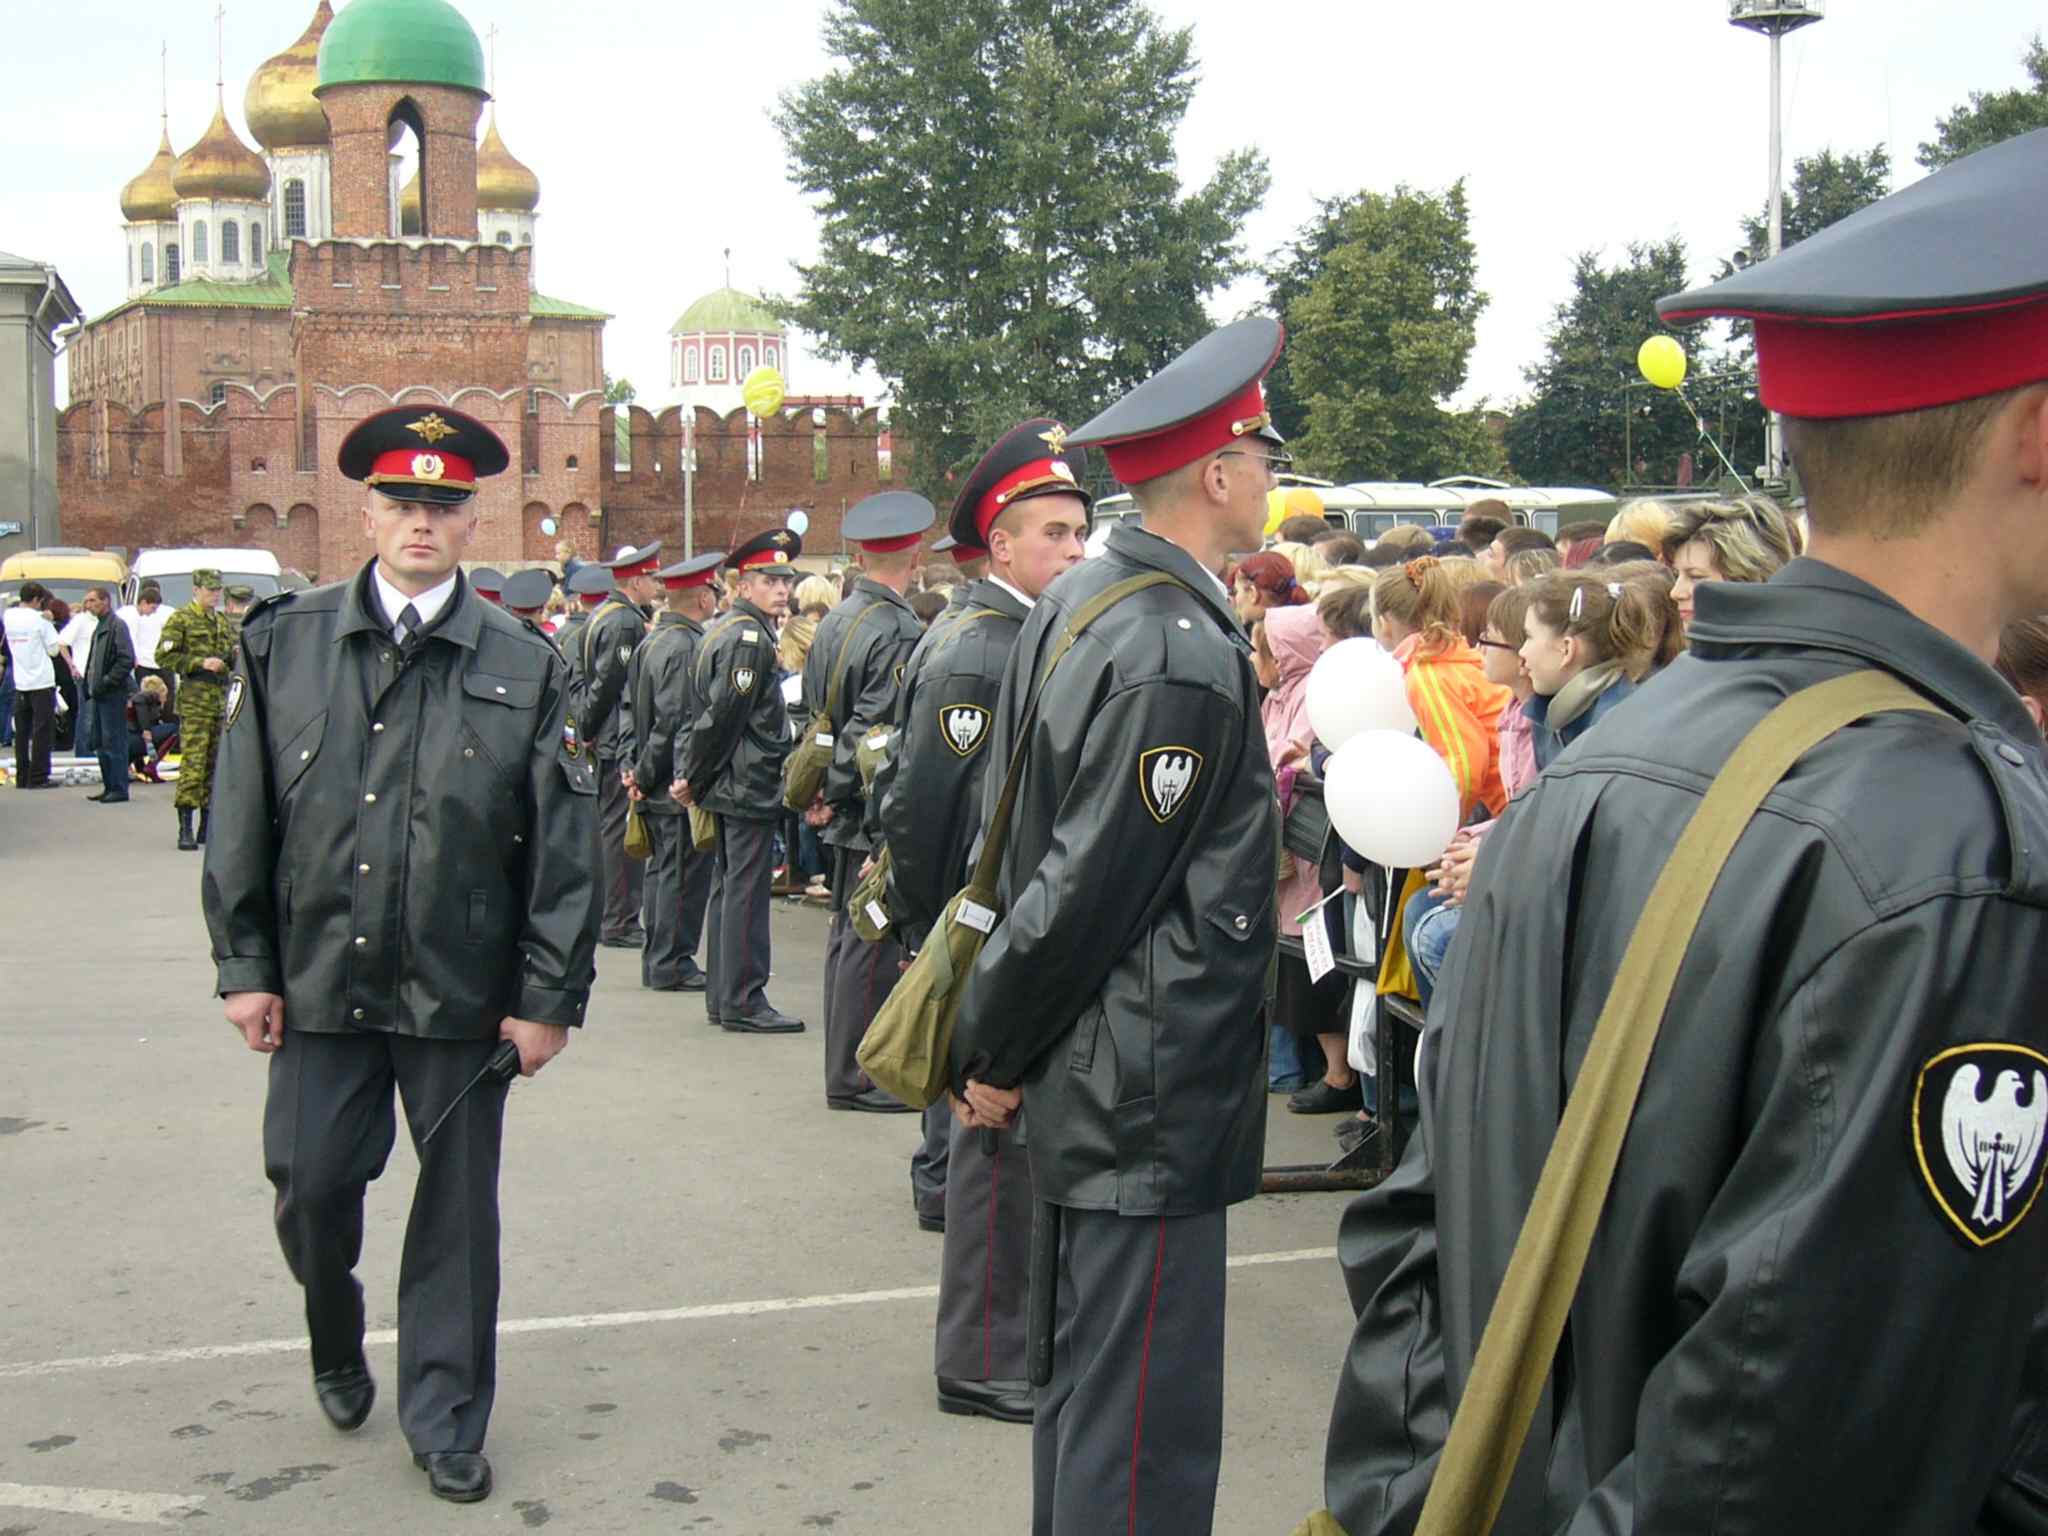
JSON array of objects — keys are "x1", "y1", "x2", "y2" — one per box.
[
  {"x1": 275, "y1": 711, "x2": 327, "y2": 794},
  {"x1": 558, "y1": 747, "x2": 598, "y2": 796},
  {"x1": 1205, "y1": 903, "x2": 1260, "y2": 943},
  {"x1": 464, "y1": 671, "x2": 543, "y2": 709}
]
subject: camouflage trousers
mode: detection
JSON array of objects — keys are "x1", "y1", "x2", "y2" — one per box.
[{"x1": 175, "y1": 689, "x2": 224, "y2": 810}]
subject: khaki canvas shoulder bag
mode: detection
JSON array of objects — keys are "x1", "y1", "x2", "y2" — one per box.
[
  {"x1": 1290, "y1": 670, "x2": 1945, "y2": 1536},
  {"x1": 782, "y1": 601, "x2": 888, "y2": 813},
  {"x1": 857, "y1": 572, "x2": 1187, "y2": 1108}
]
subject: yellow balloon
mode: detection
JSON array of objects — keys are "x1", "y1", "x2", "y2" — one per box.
[
  {"x1": 1284, "y1": 486, "x2": 1324, "y2": 520},
  {"x1": 1264, "y1": 488, "x2": 1290, "y2": 538},
  {"x1": 742, "y1": 366, "x2": 786, "y2": 418},
  {"x1": 1638, "y1": 335, "x2": 1687, "y2": 391}
]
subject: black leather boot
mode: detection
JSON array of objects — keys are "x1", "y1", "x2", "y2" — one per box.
[
  {"x1": 177, "y1": 808, "x2": 197, "y2": 851},
  {"x1": 197, "y1": 809, "x2": 210, "y2": 845}
]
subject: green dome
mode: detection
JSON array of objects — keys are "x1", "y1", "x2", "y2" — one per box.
[
  {"x1": 316, "y1": 0, "x2": 486, "y2": 95},
  {"x1": 670, "y1": 287, "x2": 782, "y2": 336}
]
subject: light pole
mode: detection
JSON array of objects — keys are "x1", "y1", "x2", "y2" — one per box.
[{"x1": 1729, "y1": 0, "x2": 1824, "y2": 482}]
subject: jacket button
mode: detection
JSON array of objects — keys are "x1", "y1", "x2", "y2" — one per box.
[
  {"x1": 358, "y1": 863, "x2": 370, "y2": 874},
  {"x1": 464, "y1": 747, "x2": 475, "y2": 759},
  {"x1": 1999, "y1": 743, "x2": 2027, "y2": 766},
  {"x1": 513, "y1": 834, "x2": 524, "y2": 845},
  {"x1": 382, "y1": 652, "x2": 393, "y2": 663},
  {"x1": 352, "y1": 1008, "x2": 365, "y2": 1021},
  {"x1": 372, "y1": 722, "x2": 385, "y2": 733},
  {"x1": 299, "y1": 749, "x2": 310, "y2": 761},
  {"x1": 495, "y1": 685, "x2": 507, "y2": 695},
  {"x1": 1233, "y1": 914, "x2": 1248, "y2": 931},
  {"x1": 364, "y1": 792, "x2": 377, "y2": 804},
  {"x1": 353, "y1": 936, "x2": 367, "y2": 947}
]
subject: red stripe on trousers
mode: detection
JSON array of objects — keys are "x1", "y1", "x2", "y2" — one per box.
[
  {"x1": 1128, "y1": 1216, "x2": 1166, "y2": 1536},
  {"x1": 984, "y1": 1142, "x2": 1001, "y2": 1376}
]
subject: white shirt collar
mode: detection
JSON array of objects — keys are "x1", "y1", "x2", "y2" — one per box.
[
  {"x1": 988, "y1": 574, "x2": 1036, "y2": 611},
  {"x1": 373, "y1": 566, "x2": 459, "y2": 641}
]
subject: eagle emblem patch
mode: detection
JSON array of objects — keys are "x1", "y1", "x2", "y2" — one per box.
[
  {"x1": 1137, "y1": 746, "x2": 1204, "y2": 824},
  {"x1": 407, "y1": 412, "x2": 456, "y2": 444},
  {"x1": 224, "y1": 674, "x2": 246, "y2": 730},
  {"x1": 618, "y1": 645, "x2": 633, "y2": 665},
  {"x1": 1912, "y1": 1043, "x2": 2048, "y2": 1248},
  {"x1": 941, "y1": 704, "x2": 990, "y2": 758},
  {"x1": 734, "y1": 667, "x2": 756, "y2": 695}
]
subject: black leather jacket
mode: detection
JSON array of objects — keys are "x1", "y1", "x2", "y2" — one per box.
[
  {"x1": 202, "y1": 563, "x2": 600, "y2": 1038},
  {"x1": 879, "y1": 578, "x2": 1028, "y2": 946},
  {"x1": 950, "y1": 525, "x2": 1276, "y2": 1216},
  {"x1": 85, "y1": 610, "x2": 136, "y2": 698},
  {"x1": 575, "y1": 598, "x2": 648, "y2": 760},
  {"x1": 801, "y1": 578, "x2": 922, "y2": 853},
  {"x1": 1323, "y1": 560, "x2": 2048, "y2": 1535},
  {"x1": 674, "y1": 598, "x2": 790, "y2": 823},
  {"x1": 626, "y1": 610, "x2": 705, "y2": 820}
]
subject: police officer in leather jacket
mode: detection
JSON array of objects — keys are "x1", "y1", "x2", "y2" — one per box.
[
  {"x1": 672, "y1": 529, "x2": 804, "y2": 1033},
  {"x1": 203, "y1": 405, "x2": 599, "y2": 1507},
  {"x1": 579, "y1": 543, "x2": 660, "y2": 947},
  {"x1": 949, "y1": 321, "x2": 1288, "y2": 1535}
]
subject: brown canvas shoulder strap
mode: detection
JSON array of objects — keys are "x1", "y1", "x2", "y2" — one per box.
[
  {"x1": 1416, "y1": 669, "x2": 1947, "y2": 1536},
  {"x1": 820, "y1": 600, "x2": 889, "y2": 728}
]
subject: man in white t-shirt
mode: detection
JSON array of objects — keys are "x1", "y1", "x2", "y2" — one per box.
[
  {"x1": 4, "y1": 583, "x2": 63, "y2": 788},
  {"x1": 118, "y1": 582, "x2": 173, "y2": 696},
  {"x1": 57, "y1": 599, "x2": 98, "y2": 756}
]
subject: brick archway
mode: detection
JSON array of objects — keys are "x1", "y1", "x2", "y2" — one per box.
[
  {"x1": 279, "y1": 504, "x2": 322, "y2": 581},
  {"x1": 523, "y1": 501, "x2": 554, "y2": 562}
]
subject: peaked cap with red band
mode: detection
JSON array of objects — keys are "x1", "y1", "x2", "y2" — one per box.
[
  {"x1": 338, "y1": 405, "x2": 510, "y2": 505},
  {"x1": 657, "y1": 551, "x2": 726, "y2": 590},
  {"x1": 726, "y1": 527, "x2": 804, "y2": 574},
  {"x1": 844, "y1": 490, "x2": 936, "y2": 555},
  {"x1": 468, "y1": 566, "x2": 504, "y2": 599},
  {"x1": 568, "y1": 566, "x2": 615, "y2": 605},
  {"x1": 603, "y1": 540, "x2": 665, "y2": 580},
  {"x1": 931, "y1": 533, "x2": 987, "y2": 567},
  {"x1": 1068, "y1": 317, "x2": 1286, "y2": 485},
  {"x1": 1659, "y1": 127, "x2": 2048, "y2": 419},
  {"x1": 947, "y1": 418, "x2": 1093, "y2": 550}
]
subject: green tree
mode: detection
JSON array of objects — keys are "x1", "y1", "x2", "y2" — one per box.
[
  {"x1": 604, "y1": 373, "x2": 637, "y2": 406},
  {"x1": 1920, "y1": 34, "x2": 2048, "y2": 169},
  {"x1": 1284, "y1": 182, "x2": 1495, "y2": 482},
  {"x1": 1736, "y1": 144, "x2": 1891, "y2": 261},
  {"x1": 774, "y1": 0, "x2": 1268, "y2": 497},
  {"x1": 1261, "y1": 193, "x2": 1362, "y2": 444},
  {"x1": 1505, "y1": 240, "x2": 1763, "y2": 490}
]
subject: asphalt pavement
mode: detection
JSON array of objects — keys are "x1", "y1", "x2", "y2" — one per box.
[{"x1": 0, "y1": 780, "x2": 1359, "y2": 1534}]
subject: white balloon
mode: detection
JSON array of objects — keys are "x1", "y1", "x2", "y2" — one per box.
[
  {"x1": 1305, "y1": 638, "x2": 1415, "y2": 750},
  {"x1": 786, "y1": 508, "x2": 811, "y2": 536},
  {"x1": 1323, "y1": 730, "x2": 1462, "y2": 870}
]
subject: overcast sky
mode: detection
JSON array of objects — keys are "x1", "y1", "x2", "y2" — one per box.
[{"x1": 9, "y1": 0, "x2": 2043, "y2": 415}]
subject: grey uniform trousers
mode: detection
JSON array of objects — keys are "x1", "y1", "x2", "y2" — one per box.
[
  {"x1": 640, "y1": 812, "x2": 713, "y2": 988},
  {"x1": 1032, "y1": 1205, "x2": 1228, "y2": 1536},
  {"x1": 595, "y1": 754, "x2": 645, "y2": 942},
  {"x1": 912, "y1": 1100, "x2": 950, "y2": 1224},
  {"x1": 264, "y1": 1030, "x2": 507, "y2": 1456},
  {"x1": 705, "y1": 813, "x2": 778, "y2": 1021},
  {"x1": 822, "y1": 844, "x2": 902, "y2": 1103},
  {"x1": 935, "y1": 1120, "x2": 1032, "y2": 1380}
]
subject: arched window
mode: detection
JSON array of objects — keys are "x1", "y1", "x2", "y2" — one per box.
[
  {"x1": 521, "y1": 231, "x2": 533, "y2": 245},
  {"x1": 210, "y1": 382, "x2": 226, "y2": 406},
  {"x1": 738, "y1": 345, "x2": 756, "y2": 375},
  {"x1": 221, "y1": 220, "x2": 239, "y2": 264},
  {"x1": 165, "y1": 243, "x2": 181, "y2": 283},
  {"x1": 708, "y1": 346, "x2": 727, "y2": 382},
  {"x1": 284, "y1": 180, "x2": 306, "y2": 239},
  {"x1": 250, "y1": 223, "x2": 264, "y2": 264},
  {"x1": 192, "y1": 221, "x2": 208, "y2": 264},
  {"x1": 682, "y1": 346, "x2": 699, "y2": 384},
  {"x1": 496, "y1": 230, "x2": 512, "y2": 245},
  {"x1": 764, "y1": 344, "x2": 779, "y2": 370},
  {"x1": 141, "y1": 243, "x2": 154, "y2": 282}
]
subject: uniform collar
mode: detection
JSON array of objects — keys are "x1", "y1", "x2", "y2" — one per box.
[
  {"x1": 851, "y1": 576, "x2": 916, "y2": 614},
  {"x1": 655, "y1": 609, "x2": 705, "y2": 634},
  {"x1": 1106, "y1": 523, "x2": 1243, "y2": 635},
  {"x1": 963, "y1": 576, "x2": 1032, "y2": 622},
  {"x1": 339, "y1": 559, "x2": 482, "y2": 650},
  {"x1": 727, "y1": 596, "x2": 776, "y2": 628},
  {"x1": 1687, "y1": 557, "x2": 2035, "y2": 739}
]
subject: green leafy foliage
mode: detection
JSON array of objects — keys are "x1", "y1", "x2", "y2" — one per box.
[
  {"x1": 1920, "y1": 34, "x2": 2048, "y2": 169},
  {"x1": 774, "y1": 0, "x2": 1268, "y2": 498},
  {"x1": 1736, "y1": 144, "x2": 1892, "y2": 260}
]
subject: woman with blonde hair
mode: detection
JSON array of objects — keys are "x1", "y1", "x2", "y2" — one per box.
[
  {"x1": 1371, "y1": 557, "x2": 1514, "y2": 820},
  {"x1": 1504, "y1": 546, "x2": 1560, "y2": 587},
  {"x1": 1604, "y1": 497, "x2": 1676, "y2": 556},
  {"x1": 1659, "y1": 497, "x2": 1800, "y2": 631}
]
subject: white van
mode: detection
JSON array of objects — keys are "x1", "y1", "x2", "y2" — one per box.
[{"x1": 127, "y1": 548, "x2": 285, "y2": 608}]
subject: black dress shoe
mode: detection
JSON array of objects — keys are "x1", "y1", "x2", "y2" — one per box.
[
  {"x1": 845, "y1": 1087, "x2": 914, "y2": 1114},
  {"x1": 598, "y1": 933, "x2": 645, "y2": 949},
  {"x1": 86, "y1": 790, "x2": 109, "y2": 802},
  {"x1": 676, "y1": 969, "x2": 708, "y2": 992},
  {"x1": 917, "y1": 1212, "x2": 946, "y2": 1234},
  {"x1": 313, "y1": 1360, "x2": 375, "y2": 1432},
  {"x1": 1288, "y1": 1077, "x2": 1364, "y2": 1115},
  {"x1": 936, "y1": 1377, "x2": 1033, "y2": 1424},
  {"x1": 413, "y1": 1450, "x2": 492, "y2": 1503},
  {"x1": 724, "y1": 1009, "x2": 805, "y2": 1034}
]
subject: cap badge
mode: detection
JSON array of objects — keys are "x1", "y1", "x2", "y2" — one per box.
[
  {"x1": 412, "y1": 453, "x2": 446, "y2": 481},
  {"x1": 1038, "y1": 424, "x2": 1067, "y2": 454},
  {"x1": 407, "y1": 413, "x2": 457, "y2": 445},
  {"x1": 773, "y1": 551, "x2": 790, "y2": 564},
  {"x1": 1052, "y1": 461, "x2": 1076, "y2": 483},
  {"x1": 771, "y1": 531, "x2": 793, "y2": 546}
]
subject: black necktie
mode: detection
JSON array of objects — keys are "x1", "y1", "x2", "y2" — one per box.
[{"x1": 396, "y1": 602, "x2": 422, "y2": 654}]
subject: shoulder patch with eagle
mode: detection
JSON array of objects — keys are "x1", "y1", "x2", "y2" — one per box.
[
  {"x1": 1138, "y1": 745, "x2": 1204, "y2": 824},
  {"x1": 733, "y1": 666, "x2": 757, "y2": 695},
  {"x1": 941, "y1": 704, "x2": 990, "y2": 758},
  {"x1": 1912, "y1": 1042, "x2": 2048, "y2": 1248}
]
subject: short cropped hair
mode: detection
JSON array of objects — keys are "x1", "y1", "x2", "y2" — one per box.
[
  {"x1": 1458, "y1": 506, "x2": 1508, "y2": 553},
  {"x1": 1786, "y1": 387, "x2": 2026, "y2": 539},
  {"x1": 1493, "y1": 526, "x2": 1555, "y2": 560},
  {"x1": 1315, "y1": 532, "x2": 1366, "y2": 566},
  {"x1": 1277, "y1": 514, "x2": 1332, "y2": 545}
]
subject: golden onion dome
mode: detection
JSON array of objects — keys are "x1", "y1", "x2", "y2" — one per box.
[
  {"x1": 120, "y1": 123, "x2": 180, "y2": 223},
  {"x1": 476, "y1": 114, "x2": 540, "y2": 213},
  {"x1": 398, "y1": 166, "x2": 421, "y2": 236},
  {"x1": 172, "y1": 98, "x2": 274, "y2": 202},
  {"x1": 244, "y1": 2, "x2": 335, "y2": 151}
]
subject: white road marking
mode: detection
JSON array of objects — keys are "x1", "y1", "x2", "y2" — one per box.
[
  {"x1": 0, "y1": 1247, "x2": 1337, "y2": 1381},
  {"x1": 0, "y1": 1482, "x2": 204, "y2": 1525}
]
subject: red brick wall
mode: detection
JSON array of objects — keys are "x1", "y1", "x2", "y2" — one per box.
[{"x1": 318, "y1": 81, "x2": 483, "y2": 241}]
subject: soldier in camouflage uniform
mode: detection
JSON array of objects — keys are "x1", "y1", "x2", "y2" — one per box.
[{"x1": 156, "y1": 568, "x2": 236, "y2": 850}]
